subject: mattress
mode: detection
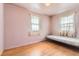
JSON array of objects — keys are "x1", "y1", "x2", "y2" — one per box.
[{"x1": 47, "y1": 35, "x2": 79, "y2": 47}]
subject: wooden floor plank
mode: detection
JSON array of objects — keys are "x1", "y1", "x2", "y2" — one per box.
[{"x1": 2, "y1": 40, "x2": 79, "y2": 56}]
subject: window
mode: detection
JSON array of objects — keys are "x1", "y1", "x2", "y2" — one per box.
[
  {"x1": 60, "y1": 14, "x2": 74, "y2": 33},
  {"x1": 31, "y1": 15, "x2": 40, "y2": 32}
]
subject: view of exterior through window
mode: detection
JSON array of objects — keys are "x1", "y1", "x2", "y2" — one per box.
[
  {"x1": 60, "y1": 14, "x2": 75, "y2": 36},
  {"x1": 31, "y1": 15, "x2": 40, "y2": 32}
]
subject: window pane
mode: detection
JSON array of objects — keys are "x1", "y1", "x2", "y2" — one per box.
[
  {"x1": 60, "y1": 17, "x2": 64, "y2": 24},
  {"x1": 70, "y1": 27, "x2": 74, "y2": 31},
  {"x1": 61, "y1": 17, "x2": 68, "y2": 25},
  {"x1": 60, "y1": 14, "x2": 74, "y2": 32},
  {"x1": 32, "y1": 24, "x2": 39, "y2": 31},
  {"x1": 31, "y1": 15, "x2": 40, "y2": 32},
  {"x1": 68, "y1": 15, "x2": 74, "y2": 23},
  {"x1": 63, "y1": 17, "x2": 68, "y2": 24},
  {"x1": 31, "y1": 16, "x2": 39, "y2": 24}
]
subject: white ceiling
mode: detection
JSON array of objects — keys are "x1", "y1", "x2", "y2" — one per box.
[{"x1": 14, "y1": 3, "x2": 79, "y2": 16}]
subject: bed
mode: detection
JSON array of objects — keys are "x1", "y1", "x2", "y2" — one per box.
[{"x1": 46, "y1": 35, "x2": 79, "y2": 47}]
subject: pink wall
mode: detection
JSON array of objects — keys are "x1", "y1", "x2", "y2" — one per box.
[
  {"x1": 4, "y1": 4, "x2": 50, "y2": 49},
  {"x1": 75, "y1": 10, "x2": 79, "y2": 38},
  {"x1": 0, "y1": 3, "x2": 4, "y2": 55},
  {"x1": 51, "y1": 10, "x2": 79, "y2": 37},
  {"x1": 51, "y1": 15, "x2": 60, "y2": 35}
]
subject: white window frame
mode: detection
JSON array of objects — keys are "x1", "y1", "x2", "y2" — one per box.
[
  {"x1": 31, "y1": 15, "x2": 40, "y2": 32},
  {"x1": 60, "y1": 13, "x2": 75, "y2": 33}
]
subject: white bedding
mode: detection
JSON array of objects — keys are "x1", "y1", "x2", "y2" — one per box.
[{"x1": 47, "y1": 35, "x2": 79, "y2": 47}]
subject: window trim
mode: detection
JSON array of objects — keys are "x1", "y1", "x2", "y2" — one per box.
[
  {"x1": 59, "y1": 13, "x2": 75, "y2": 37},
  {"x1": 31, "y1": 15, "x2": 40, "y2": 32}
]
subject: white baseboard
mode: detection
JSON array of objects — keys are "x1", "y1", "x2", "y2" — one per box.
[{"x1": 5, "y1": 39, "x2": 45, "y2": 50}]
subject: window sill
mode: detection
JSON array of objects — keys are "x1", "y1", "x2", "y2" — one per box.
[{"x1": 28, "y1": 32, "x2": 40, "y2": 36}]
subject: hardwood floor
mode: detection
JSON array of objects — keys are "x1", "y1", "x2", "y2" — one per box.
[{"x1": 2, "y1": 40, "x2": 79, "y2": 56}]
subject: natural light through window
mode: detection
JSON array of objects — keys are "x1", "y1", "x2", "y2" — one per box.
[
  {"x1": 60, "y1": 14, "x2": 74, "y2": 33},
  {"x1": 31, "y1": 15, "x2": 40, "y2": 32}
]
